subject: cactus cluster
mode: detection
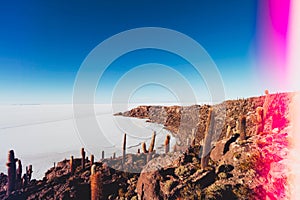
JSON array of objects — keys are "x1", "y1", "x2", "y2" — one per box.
[
  {"x1": 139, "y1": 132, "x2": 158, "y2": 163},
  {"x1": 6, "y1": 150, "x2": 32, "y2": 196}
]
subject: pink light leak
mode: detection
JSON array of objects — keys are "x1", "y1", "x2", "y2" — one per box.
[
  {"x1": 256, "y1": 0, "x2": 290, "y2": 88},
  {"x1": 287, "y1": 0, "x2": 300, "y2": 199}
]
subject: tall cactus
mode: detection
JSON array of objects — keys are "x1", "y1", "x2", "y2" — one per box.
[
  {"x1": 263, "y1": 89, "x2": 270, "y2": 119},
  {"x1": 201, "y1": 108, "x2": 215, "y2": 169},
  {"x1": 252, "y1": 107, "x2": 265, "y2": 134},
  {"x1": 90, "y1": 155, "x2": 94, "y2": 166},
  {"x1": 123, "y1": 133, "x2": 127, "y2": 164},
  {"x1": 165, "y1": 134, "x2": 171, "y2": 154},
  {"x1": 101, "y1": 151, "x2": 105, "y2": 160},
  {"x1": 226, "y1": 125, "x2": 231, "y2": 138},
  {"x1": 239, "y1": 115, "x2": 247, "y2": 140},
  {"x1": 90, "y1": 164, "x2": 103, "y2": 200},
  {"x1": 70, "y1": 156, "x2": 75, "y2": 174},
  {"x1": 6, "y1": 150, "x2": 17, "y2": 195},
  {"x1": 141, "y1": 142, "x2": 148, "y2": 153},
  {"x1": 16, "y1": 160, "x2": 22, "y2": 189},
  {"x1": 27, "y1": 165, "x2": 33, "y2": 182},
  {"x1": 81, "y1": 148, "x2": 86, "y2": 170},
  {"x1": 148, "y1": 131, "x2": 156, "y2": 153}
]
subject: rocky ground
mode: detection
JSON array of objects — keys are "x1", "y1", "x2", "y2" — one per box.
[{"x1": 0, "y1": 92, "x2": 294, "y2": 199}]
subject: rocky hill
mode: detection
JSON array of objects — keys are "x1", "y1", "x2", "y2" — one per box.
[{"x1": 0, "y1": 91, "x2": 294, "y2": 199}]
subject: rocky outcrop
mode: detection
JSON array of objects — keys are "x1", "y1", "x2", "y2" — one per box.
[{"x1": 0, "y1": 92, "x2": 294, "y2": 199}]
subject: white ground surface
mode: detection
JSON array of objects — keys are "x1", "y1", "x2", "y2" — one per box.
[{"x1": 0, "y1": 105, "x2": 175, "y2": 179}]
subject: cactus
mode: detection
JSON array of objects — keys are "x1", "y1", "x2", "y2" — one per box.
[
  {"x1": 141, "y1": 142, "x2": 148, "y2": 153},
  {"x1": 251, "y1": 107, "x2": 265, "y2": 134},
  {"x1": 233, "y1": 120, "x2": 239, "y2": 134},
  {"x1": 186, "y1": 138, "x2": 190, "y2": 146},
  {"x1": 123, "y1": 133, "x2": 127, "y2": 164},
  {"x1": 165, "y1": 134, "x2": 171, "y2": 154},
  {"x1": 81, "y1": 148, "x2": 86, "y2": 169},
  {"x1": 101, "y1": 151, "x2": 105, "y2": 160},
  {"x1": 239, "y1": 116, "x2": 247, "y2": 140},
  {"x1": 226, "y1": 125, "x2": 231, "y2": 138},
  {"x1": 201, "y1": 108, "x2": 215, "y2": 169},
  {"x1": 148, "y1": 131, "x2": 156, "y2": 153},
  {"x1": 70, "y1": 156, "x2": 75, "y2": 174},
  {"x1": 90, "y1": 155, "x2": 94, "y2": 166},
  {"x1": 263, "y1": 89, "x2": 271, "y2": 119},
  {"x1": 191, "y1": 137, "x2": 195, "y2": 147},
  {"x1": 27, "y1": 165, "x2": 33, "y2": 182},
  {"x1": 22, "y1": 173, "x2": 28, "y2": 187},
  {"x1": 16, "y1": 160, "x2": 22, "y2": 189},
  {"x1": 90, "y1": 164, "x2": 103, "y2": 200},
  {"x1": 6, "y1": 150, "x2": 17, "y2": 195},
  {"x1": 146, "y1": 152, "x2": 152, "y2": 163}
]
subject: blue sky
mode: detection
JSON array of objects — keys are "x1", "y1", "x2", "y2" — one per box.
[{"x1": 0, "y1": 0, "x2": 265, "y2": 104}]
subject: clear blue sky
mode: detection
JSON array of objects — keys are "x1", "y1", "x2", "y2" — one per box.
[{"x1": 0, "y1": 0, "x2": 267, "y2": 104}]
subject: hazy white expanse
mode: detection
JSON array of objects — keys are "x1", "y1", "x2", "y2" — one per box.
[{"x1": 0, "y1": 105, "x2": 175, "y2": 179}]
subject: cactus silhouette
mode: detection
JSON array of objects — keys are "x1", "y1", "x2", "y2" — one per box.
[
  {"x1": 201, "y1": 108, "x2": 215, "y2": 169},
  {"x1": 101, "y1": 151, "x2": 105, "y2": 160},
  {"x1": 90, "y1": 155, "x2": 94, "y2": 166},
  {"x1": 6, "y1": 150, "x2": 17, "y2": 195},
  {"x1": 123, "y1": 133, "x2": 127, "y2": 164},
  {"x1": 16, "y1": 160, "x2": 22, "y2": 189},
  {"x1": 81, "y1": 148, "x2": 86, "y2": 169},
  {"x1": 27, "y1": 165, "x2": 33, "y2": 182}
]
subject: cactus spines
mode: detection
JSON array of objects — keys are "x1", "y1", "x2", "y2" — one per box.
[
  {"x1": 90, "y1": 164, "x2": 103, "y2": 200},
  {"x1": 70, "y1": 156, "x2": 75, "y2": 174},
  {"x1": 123, "y1": 133, "x2": 127, "y2": 164},
  {"x1": 165, "y1": 134, "x2": 171, "y2": 154},
  {"x1": 148, "y1": 131, "x2": 156, "y2": 153},
  {"x1": 6, "y1": 150, "x2": 17, "y2": 195},
  {"x1": 81, "y1": 148, "x2": 86, "y2": 169},
  {"x1": 239, "y1": 116, "x2": 247, "y2": 140},
  {"x1": 90, "y1": 155, "x2": 94, "y2": 166},
  {"x1": 101, "y1": 151, "x2": 105, "y2": 160},
  {"x1": 141, "y1": 142, "x2": 148, "y2": 153},
  {"x1": 201, "y1": 108, "x2": 215, "y2": 169}
]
